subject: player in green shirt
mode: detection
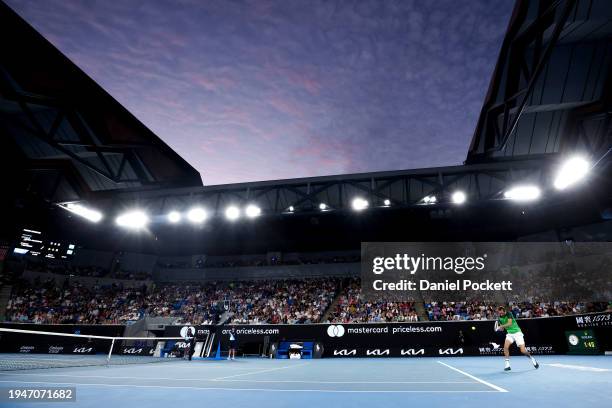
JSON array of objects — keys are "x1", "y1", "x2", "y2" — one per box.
[{"x1": 496, "y1": 306, "x2": 539, "y2": 371}]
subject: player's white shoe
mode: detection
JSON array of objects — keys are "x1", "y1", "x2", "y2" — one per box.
[
  {"x1": 504, "y1": 359, "x2": 511, "y2": 371},
  {"x1": 531, "y1": 356, "x2": 539, "y2": 369}
]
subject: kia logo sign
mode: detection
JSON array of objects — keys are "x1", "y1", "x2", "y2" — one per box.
[
  {"x1": 438, "y1": 348, "x2": 463, "y2": 355},
  {"x1": 180, "y1": 326, "x2": 196, "y2": 338},
  {"x1": 333, "y1": 349, "x2": 356, "y2": 356},
  {"x1": 400, "y1": 348, "x2": 425, "y2": 356},
  {"x1": 327, "y1": 325, "x2": 345, "y2": 338},
  {"x1": 366, "y1": 349, "x2": 390, "y2": 356}
]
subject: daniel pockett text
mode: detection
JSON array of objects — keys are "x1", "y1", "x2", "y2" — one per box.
[{"x1": 360, "y1": 242, "x2": 612, "y2": 302}]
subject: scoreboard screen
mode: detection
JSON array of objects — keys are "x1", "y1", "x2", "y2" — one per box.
[
  {"x1": 565, "y1": 330, "x2": 599, "y2": 354},
  {"x1": 13, "y1": 228, "x2": 76, "y2": 259}
]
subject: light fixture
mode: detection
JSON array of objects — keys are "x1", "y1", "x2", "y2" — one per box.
[
  {"x1": 351, "y1": 197, "x2": 369, "y2": 211},
  {"x1": 167, "y1": 211, "x2": 182, "y2": 223},
  {"x1": 225, "y1": 206, "x2": 240, "y2": 220},
  {"x1": 423, "y1": 195, "x2": 437, "y2": 204},
  {"x1": 245, "y1": 204, "x2": 261, "y2": 218},
  {"x1": 504, "y1": 185, "x2": 541, "y2": 201},
  {"x1": 383, "y1": 199, "x2": 391, "y2": 206},
  {"x1": 554, "y1": 156, "x2": 590, "y2": 190},
  {"x1": 116, "y1": 210, "x2": 149, "y2": 229},
  {"x1": 62, "y1": 203, "x2": 103, "y2": 223},
  {"x1": 319, "y1": 203, "x2": 328, "y2": 211},
  {"x1": 288, "y1": 206, "x2": 294, "y2": 212},
  {"x1": 451, "y1": 191, "x2": 466, "y2": 205},
  {"x1": 187, "y1": 208, "x2": 207, "y2": 223}
]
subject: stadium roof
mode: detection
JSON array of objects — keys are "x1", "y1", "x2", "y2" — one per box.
[
  {"x1": 0, "y1": 1, "x2": 203, "y2": 205},
  {"x1": 467, "y1": 0, "x2": 612, "y2": 164},
  {"x1": 2, "y1": 0, "x2": 610, "y2": 254}
]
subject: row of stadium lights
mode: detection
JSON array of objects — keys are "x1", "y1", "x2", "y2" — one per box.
[{"x1": 61, "y1": 156, "x2": 591, "y2": 230}]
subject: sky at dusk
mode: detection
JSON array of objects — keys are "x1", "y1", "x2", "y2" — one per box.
[{"x1": 6, "y1": 0, "x2": 514, "y2": 185}]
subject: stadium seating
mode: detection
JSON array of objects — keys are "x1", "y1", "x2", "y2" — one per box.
[{"x1": 4, "y1": 275, "x2": 610, "y2": 325}]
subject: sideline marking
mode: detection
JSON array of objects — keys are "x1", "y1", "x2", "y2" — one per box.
[
  {"x1": 437, "y1": 361, "x2": 508, "y2": 393},
  {"x1": 545, "y1": 363, "x2": 612, "y2": 372},
  {"x1": 0, "y1": 379, "x2": 499, "y2": 393},
  {"x1": 0, "y1": 373, "x2": 474, "y2": 384}
]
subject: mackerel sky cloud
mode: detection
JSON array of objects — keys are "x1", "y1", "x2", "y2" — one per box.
[{"x1": 6, "y1": 0, "x2": 514, "y2": 185}]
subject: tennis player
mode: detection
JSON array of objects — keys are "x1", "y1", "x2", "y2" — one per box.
[
  {"x1": 184, "y1": 327, "x2": 196, "y2": 361},
  {"x1": 496, "y1": 306, "x2": 539, "y2": 371},
  {"x1": 228, "y1": 327, "x2": 238, "y2": 360}
]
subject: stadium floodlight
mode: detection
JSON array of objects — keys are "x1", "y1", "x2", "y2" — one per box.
[
  {"x1": 451, "y1": 191, "x2": 466, "y2": 205},
  {"x1": 423, "y1": 195, "x2": 437, "y2": 204},
  {"x1": 383, "y1": 199, "x2": 391, "y2": 206},
  {"x1": 245, "y1": 204, "x2": 262, "y2": 218},
  {"x1": 351, "y1": 197, "x2": 369, "y2": 211},
  {"x1": 116, "y1": 210, "x2": 149, "y2": 229},
  {"x1": 553, "y1": 156, "x2": 590, "y2": 190},
  {"x1": 187, "y1": 208, "x2": 207, "y2": 223},
  {"x1": 225, "y1": 206, "x2": 241, "y2": 221},
  {"x1": 167, "y1": 211, "x2": 182, "y2": 223},
  {"x1": 62, "y1": 203, "x2": 103, "y2": 223},
  {"x1": 319, "y1": 203, "x2": 328, "y2": 211},
  {"x1": 504, "y1": 185, "x2": 541, "y2": 201}
]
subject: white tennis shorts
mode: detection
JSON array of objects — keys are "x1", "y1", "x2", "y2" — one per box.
[{"x1": 505, "y1": 332, "x2": 525, "y2": 346}]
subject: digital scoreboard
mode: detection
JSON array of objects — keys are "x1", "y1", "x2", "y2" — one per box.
[
  {"x1": 565, "y1": 330, "x2": 599, "y2": 354},
  {"x1": 13, "y1": 228, "x2": 76, "y2": 259}
]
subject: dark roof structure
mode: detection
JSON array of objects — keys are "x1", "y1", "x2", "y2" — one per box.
[
  {"x1": 0, "y1": 0, "x2": 202, "y2": 207},
  {"x1": 467, "y1": 0, "x2": 612, "y2": 164}
]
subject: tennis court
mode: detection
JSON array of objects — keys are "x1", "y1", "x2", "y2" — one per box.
[{"x1": 0, "y1": 355, "x2": 610, "y2": 407}]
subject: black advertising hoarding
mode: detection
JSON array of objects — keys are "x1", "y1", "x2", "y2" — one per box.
[
  {"x1": 0, "y1": 323, "x2": 123, "y2": 355},
  {"x1": 163, "y1": 312, "x2": 611, "y2": 357}
]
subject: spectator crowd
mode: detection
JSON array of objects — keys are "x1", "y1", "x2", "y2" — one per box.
[
  {"x1": 328, "y1": 279, "x2": 419, "y2": 323},
  {"x1": 4, "y1": 276, "x2": 610, "y2": 325}
]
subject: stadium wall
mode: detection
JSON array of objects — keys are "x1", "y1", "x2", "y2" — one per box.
[
  {"x1": 20, "y1": 270, "x2": 153, "y2": 289},
  {"x1": 154, "y1": 263, "x2": 359, "y2": 282}
]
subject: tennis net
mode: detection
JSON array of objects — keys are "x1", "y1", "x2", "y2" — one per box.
[{"x1": 0, "y1": 327, "x2": 184, "y2": 371}]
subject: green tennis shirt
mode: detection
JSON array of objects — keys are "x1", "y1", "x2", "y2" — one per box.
[{"x1": 498, "y1": 312, "x2": 522, "y2": 334}]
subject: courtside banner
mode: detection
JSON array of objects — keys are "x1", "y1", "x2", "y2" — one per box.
[
  {"x1": 0, "y1": 323, "x2": 122, "y2": 355},
  {"x1": 162, "y1": 313, "x2": 610, "y2": 357},
  {"x1": 361, "y1": 242, "x2": 612, "y2": 302}
]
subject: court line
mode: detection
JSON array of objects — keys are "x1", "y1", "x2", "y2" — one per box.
[
  {"x1": 0, "y1": 373, "x2": 474, "y2": 384},
  {"x1": 212, "y1": 362, "x2": 309, "y2": 380},
  {"x1": 0, "y1": 379, "x2": 499, "y2": 393},
  {"x1": 544, "y1": 363, "x2": 612, "y2": 372},
  {"x1": 436, "y1": 361, "x2": 508, "y2": 393},
  {"x1": 213, "y1": 379, "x2": 476, "y2": 384}
]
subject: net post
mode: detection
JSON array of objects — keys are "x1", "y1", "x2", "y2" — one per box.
[{"x1": 106, "y1": 338, "x2": 116, "y2": 365}]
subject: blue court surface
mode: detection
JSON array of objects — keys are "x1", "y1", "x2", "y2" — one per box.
[{"x1": 0, "y1": 355, "x2": 610, "y2": 408}]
